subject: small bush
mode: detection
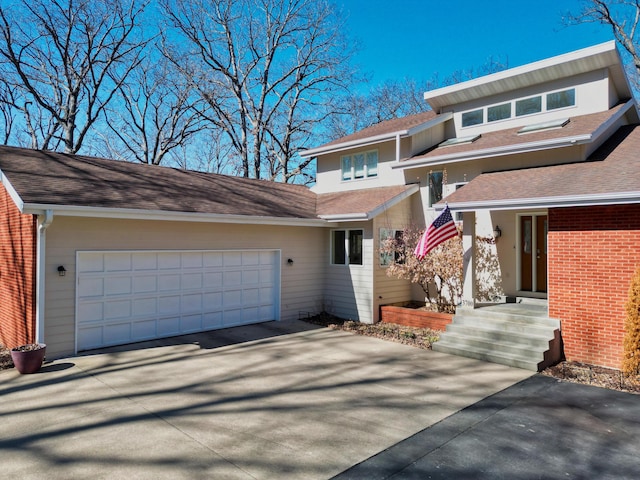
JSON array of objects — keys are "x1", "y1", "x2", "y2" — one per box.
[{"x1": 622, "y1": 266, "x2": 640, "y2": 376}]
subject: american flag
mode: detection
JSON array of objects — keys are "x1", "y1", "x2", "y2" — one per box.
[{"x1": 414, "y1": 206, "x2": 459, "y2": 260}]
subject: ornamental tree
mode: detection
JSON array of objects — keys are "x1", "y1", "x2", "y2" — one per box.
[
  {"x1": 622, "y1": 266, "x2": 640, "y2": 376},
  {"x1": 381, "y1": 225, "x2": 463, "y2": 313}
]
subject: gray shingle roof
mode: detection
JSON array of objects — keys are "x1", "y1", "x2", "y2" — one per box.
[
  {"x1": 0, "y1": 146, "x2": 318, "y2": 219},
  {"x1": 441, "y1": 124, "x2": 640, "y2": 207}
]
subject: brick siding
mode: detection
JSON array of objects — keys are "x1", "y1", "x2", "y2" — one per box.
[
  {"x1": 0, "y1": 184, "x2": 37, "y2": 348},
  {"x1": 548, "y1": 204, "x2": 640, "y2": 369},
  {"x1": 380, "y1": 305, "x2": 453, "y2": 331}
]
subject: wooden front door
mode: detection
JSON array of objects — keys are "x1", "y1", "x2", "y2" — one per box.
[{"x1": 520, "y1": 214, "x2": 547, "y2": 293}]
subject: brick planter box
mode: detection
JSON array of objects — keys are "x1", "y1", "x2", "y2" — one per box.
[{"x1": 380, "y1": 302, "x2": 453, "y2": 331}]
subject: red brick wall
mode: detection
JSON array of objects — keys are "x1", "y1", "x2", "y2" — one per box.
[
  {"x1": 0, "y1": 184, "x2": 37, "y2": 348},
  {"x1": 548, "y1": 204, "x2": 640, "y2": 369},
  {"x1": 380, "y1": 305, "x2": 453, "y2": 330}
]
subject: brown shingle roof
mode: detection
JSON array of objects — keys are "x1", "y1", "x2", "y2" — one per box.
[
  {"x1": 0, "y1": 146, "x2": 318, "y2": 219},
  {"x1": 316, "y1": 185, "x2": 416, "y2": 217},
  {"x1": 442, "y1": 124, "x2": 640, "y2": 206},
  {"x1": 317, "y1": 111, "x2": 437, "y2": 149},
  {"x1": 407, "y1": 104, "x2": 628, "y2": 162}
]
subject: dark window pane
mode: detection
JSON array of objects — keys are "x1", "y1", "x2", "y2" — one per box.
[
  {"x1": 429, "y1": 171, "x2": 443, "y2": 207},
  {"x1": 516, "y1": 96, "x2": 542, "y2": 116},
  {"x1": 332, "y1": 230, "x2": 346, "y2": 264},
  {"x1": 547, "y1": 89, "x2": 575, "y2": 110},
  {"x1": 488, "y1": 103, "x2": 511, "y2": 122},
  {"x1": 461, "y1": 109, "x2": 483, "y2": 127},
  {"x1": 349, "y1": 230, "x2": 363, "y2": 265}
]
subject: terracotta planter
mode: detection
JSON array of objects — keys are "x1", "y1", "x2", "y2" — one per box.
[{"x1": 11, "y1": 343, "x2": 46, "y2": 374}]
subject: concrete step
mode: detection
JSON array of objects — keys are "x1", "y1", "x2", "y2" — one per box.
[
  {"x1": 433, "y1": 304, "x2": 562, "y2": 372},
  {"x1": 433, "y1": 342, "x2": 541, "y2": 371},
  {"x1": 443, "y1": 323, "x2": 553, "y2": 349}
]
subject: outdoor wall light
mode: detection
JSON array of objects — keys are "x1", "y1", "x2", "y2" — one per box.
[
  {"x1": 493, "y1": 225, "x2": 502, "y2": 239},
  {"x1": 287, "y1": 258, "x2": 294, "y2": 265},
  {"x1": 57, "y1": 265, "x2": 66, "y2": 277}
]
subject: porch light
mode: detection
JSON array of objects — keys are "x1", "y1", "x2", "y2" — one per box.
[
  {"x1": 57, "y1": 265, "x2": 66, "y2": 277},
  {"x1": 493, "y1": 226, "x2": 502, "y2": 239},
  {"x1": 287, "y1": 258, "x2": 294, "y2": 265}
]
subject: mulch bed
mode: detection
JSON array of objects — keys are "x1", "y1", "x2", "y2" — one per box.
[{"x1": 3, "y1": 315, "x2": 639, "y2": 395}]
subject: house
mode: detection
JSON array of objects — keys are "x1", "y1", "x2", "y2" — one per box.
[{"x1": 1, "y1": 41, "x2": 638, "y2": 371}]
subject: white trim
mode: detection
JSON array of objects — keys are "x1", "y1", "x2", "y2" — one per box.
[
  {"x1": 0, "y1": 170, "x2": 24, "y2": 212},
  {"x1": 300, "y1": 113, "x2": 453, "y2": 158},
  {"x1": 318, "y1": 184, "x2": 419, "y2": 222},
  {"x1": 22, "y1": 204, "x2": 328, "y2": 227},
  {"x1": 441, "y1": 191, "x2": 640, "y2": 212},
  {"x1": 393, "y1": 134, "x2": 592, "y2": 170},
  {"x1": 36, "y1": 210, "x2": 54, "y2": 344}
]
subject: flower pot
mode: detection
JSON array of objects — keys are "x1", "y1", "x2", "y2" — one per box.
[{"x1": 11, "y1": 343, "x2": 46, "y2": 374}]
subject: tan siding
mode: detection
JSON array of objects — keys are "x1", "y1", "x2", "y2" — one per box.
[
  {"x1": 44, "y1": 217, "x2": 327, "y2": 358},
  {"x1": 373, "y1": 199, "x2": 414, "y2": 322},
  {"x1": 323, "y1": 222, "x2": 374, "y2": 323}
]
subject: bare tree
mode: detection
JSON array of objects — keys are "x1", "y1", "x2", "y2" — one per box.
[
  {"x1": 161, "y1": 0, "x2": 354, "y2": 182},
  {"x1": 0, "y1": 0, "x2": 149, "y2": 153},
  {"x1": 103, "y1": 56, "x2": 206, "y2": 165},
  {"x1": 565, "y1": 0, "x2": 640, "y2": 88}
]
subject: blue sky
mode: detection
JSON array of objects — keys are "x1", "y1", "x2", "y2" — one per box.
[{"x1": 340, "y1": 0, "x2": 614, "y2": 87}]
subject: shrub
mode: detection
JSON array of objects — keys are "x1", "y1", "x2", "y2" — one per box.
[{"x1": 622, "y1": 266, "x2": 640, "y2": 376}]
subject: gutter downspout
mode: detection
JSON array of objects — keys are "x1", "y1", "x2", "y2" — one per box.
[
  {"x1": 395, "y1": 133, "x2": 401, "y2": 162},
  {"x1": 35, "y1": 209, "x2": 53, "y2": 344}
]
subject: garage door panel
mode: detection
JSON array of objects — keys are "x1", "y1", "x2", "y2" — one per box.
[
  {"x1": 77, "y1": 250, "x2": 279, "y2": 350},
  {"x1": 105, "y1": 253, "x2": 132, "y2": 272},
  {"x1": 79, "y1": 277, "x2": 104, "y2": 298},
  {"x1": 159, "y1": 274, "x2": 181, "y2": 292},
  {"x1": 157, "y1": 317, "x2": 180, "y2": 336},
  {"x1": 104, "y1": 300, "x2": 131, "y2": 320}
]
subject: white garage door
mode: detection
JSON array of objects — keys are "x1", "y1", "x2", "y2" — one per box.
[{"x1": 76, "y1": 250, "x2": 280, "y2": 351}]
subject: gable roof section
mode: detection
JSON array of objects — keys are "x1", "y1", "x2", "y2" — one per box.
[
  {"x1": 396, "y1": 101, "x2": 636, "y2": 169},
  {"x1": 301, "y1": 110, "x2": 445, "y2": 158},
  {"x1": 439, "y1": 124, "x2": 640, "y2": 211},
  {"x1": 424, "y1": 41, "x2": 631, "y2": 112},
  {"x1": 0, "y1": 146, "x2": 321, "y2": 225},
  {"x1": 316, "y1": 184, "x2": 419, "y2": 222}
]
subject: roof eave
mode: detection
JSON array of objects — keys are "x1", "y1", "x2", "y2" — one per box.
[
  {"x1": 300, "y1": 113, "x2": 450, "y2": 159},
  {"x1": 318, "y1": 184, "x2": 419, "y2": 222},
  {"x1": 22, "y1": 204, "x2": 329, "y2": 227},
  {"x1": 393, "y1": 134, "x2": 593, "y2": 170},
  {"x1": 439, "y1": 191, "x2": 640, "y2": 212},
  {"x1": 0, "y1": 170, "x2": 25, "y2": 212}
]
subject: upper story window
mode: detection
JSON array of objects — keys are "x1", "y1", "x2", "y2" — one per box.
[
  {"x1": 516, "y1": 96, "x2": 542, "y2": 116},
  {"x1": 461, "y1": 109, "x2": 483, "y2": 127},
  {"x1": 547, "y1": 89, "x2": 575, "y2": 110},
  {"x1": 341, "y1": 150, "x2": 378, "y2": 181},
  {"x1": 460, "y1": 88, "x2": 576, "y2": 128}
]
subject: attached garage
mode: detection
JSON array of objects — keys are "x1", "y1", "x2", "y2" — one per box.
[{"x1": 76, "y1": 249, "x2": 280, "y2": 350}]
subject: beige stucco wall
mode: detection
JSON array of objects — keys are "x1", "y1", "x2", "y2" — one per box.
[{"x1": 43, "y1": 216, "x2": 328, "y2": 358}]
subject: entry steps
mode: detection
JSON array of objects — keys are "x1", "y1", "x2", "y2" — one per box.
[{"x1": 433, "y1": 300, "x2": 561, "y2": 371}]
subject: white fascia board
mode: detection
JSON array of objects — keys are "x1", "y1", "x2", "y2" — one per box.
[
  {"x1": 393, "y1": 134, "x2": 593, "y2": 170},
  {"x1": 299, "y1": 114, "x2": 450, "y2": 158},
  {"x1": 440, "y1": 191, "x2": 640, "y2": 212},
  {"x1": 318, "y1": 184, "x2": 419, "y2": 223},
  {"x1": 589, "y1": 99, "x2": 636, "y2": 142},
  {"x1": 423, "y1": 41, "x2": 618, "y2": 109},
  {"x1": 0, "y1": 170, "x2": 24, "y2": 212},
  {"x1": 22, "y1": 204, "x2": 328, "y2": 227}
]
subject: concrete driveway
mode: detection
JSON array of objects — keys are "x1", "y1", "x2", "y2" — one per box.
[{"x1": 0, "y1": 320, "x2": 531, "y2": 479}]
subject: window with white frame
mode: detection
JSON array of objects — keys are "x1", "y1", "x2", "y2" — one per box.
[
  {"x1": 341, "y1": 150, "x2": 378, "y2": 181},
  {"x1": 331, "y1": 229, "x2": 363, "y2": 265}
]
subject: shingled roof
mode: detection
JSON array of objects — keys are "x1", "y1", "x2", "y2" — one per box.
[
  {"x1": 0, "y1": 145, "x2": 419, "y2": 223},
  {"x1": 440, "y1": 124, "x2": 640, "y2": 209},
  {"x1": 0, "y1": 146, "x2": 318, "y2": 220}
]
